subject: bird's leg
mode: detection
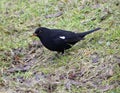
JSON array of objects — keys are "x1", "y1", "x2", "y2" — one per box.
[
  {"x1": 61, "y1": 51, "x2": 64, "y2": 55},
  {"x1": 54, "y1": 51, "x2": 64, "y2": 58},
  {"x1": 57, "y1": 51, "x2": 64, "y2": 55},
  {"x1": 57, "y1": 51, "x2": 61, "y2": 54},
  {"x1": 60, "y1": 51, "x2": 65, "y2": 55}
]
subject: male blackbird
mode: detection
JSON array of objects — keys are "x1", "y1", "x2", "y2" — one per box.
[{"x1": 33, "y1": 27, "x2": 101, "y2": 53}]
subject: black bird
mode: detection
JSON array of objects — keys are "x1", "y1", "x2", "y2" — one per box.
[{"x1": 33, "y1": 27, "x2": 101, "y2": 54}]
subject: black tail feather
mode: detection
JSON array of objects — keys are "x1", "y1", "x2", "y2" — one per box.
[{"x1": 78, "y1": 27, "x2": 101, "y2": 37}]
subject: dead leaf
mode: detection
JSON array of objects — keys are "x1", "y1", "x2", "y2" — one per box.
[{"x1": 45, "y1": 11, "x2": 63, "y2": 18}]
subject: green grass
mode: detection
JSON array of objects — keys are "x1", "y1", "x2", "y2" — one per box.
[{"x1": 0, "y1": 0, "x2": 120, "y2": 93}]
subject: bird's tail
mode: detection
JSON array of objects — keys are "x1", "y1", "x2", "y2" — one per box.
[{"x1": 77, "y1": 27, "x2": 101, "y2": 38}]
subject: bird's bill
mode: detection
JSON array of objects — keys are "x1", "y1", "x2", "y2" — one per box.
[{"x1": 30, "y1": 33, "x2": 37, "y2": 37}]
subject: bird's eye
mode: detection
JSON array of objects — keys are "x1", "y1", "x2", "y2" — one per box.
[{"x1": 39, "y1": 30, "x2": 42, "y2": 33}]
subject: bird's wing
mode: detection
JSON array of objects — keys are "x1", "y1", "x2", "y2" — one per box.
[
  {"x1": 50, "y1": 29, "x2": 82, "y2": 45},
  {"x1": 53, "y1": 34, "x2": 80, "y2": 45},
  {"x1": 53, "y1": 36, "x2": 67, "y2": 45},
  {"x1": 62, "y1": 33, "x2": 81, "y2": 45}
]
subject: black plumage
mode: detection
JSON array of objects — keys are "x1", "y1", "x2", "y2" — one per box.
[{"x1": 33, "y1": 27, "x2": 101, "y2": 53}]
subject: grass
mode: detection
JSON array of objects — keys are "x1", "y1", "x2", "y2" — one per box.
[{"x1": 0, "y1": 0, "x2": 120, "y2": 93}]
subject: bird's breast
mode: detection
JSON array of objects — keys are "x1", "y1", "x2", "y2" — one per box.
[{"x1": 40, "y1": 37, "x2": 57, "y2": 50}]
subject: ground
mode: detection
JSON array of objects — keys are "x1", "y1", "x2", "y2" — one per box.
[{"x1": 0, "y1": 0, "x2": 120, "y2": 93}]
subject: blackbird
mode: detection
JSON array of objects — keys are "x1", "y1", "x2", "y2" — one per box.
[{"x1": 33, "y1": 27, "x2": 101, "y2": 54}]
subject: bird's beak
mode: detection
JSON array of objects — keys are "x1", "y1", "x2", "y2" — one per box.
[
  {"x1": 30, "y1": 33, "x2": 37, "y2": 37},
  {"x1": 33, "y1": 33, "x2": 37, "y2": 36}
]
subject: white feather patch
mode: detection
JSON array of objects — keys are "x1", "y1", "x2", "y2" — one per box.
[{"x1": 59, "y1": 36, "x2": 66, "y2": 39}]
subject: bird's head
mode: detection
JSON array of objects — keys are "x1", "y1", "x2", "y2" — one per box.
[{"x1": 32, "y1": 27, "x2": 49, "y2": 37}]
